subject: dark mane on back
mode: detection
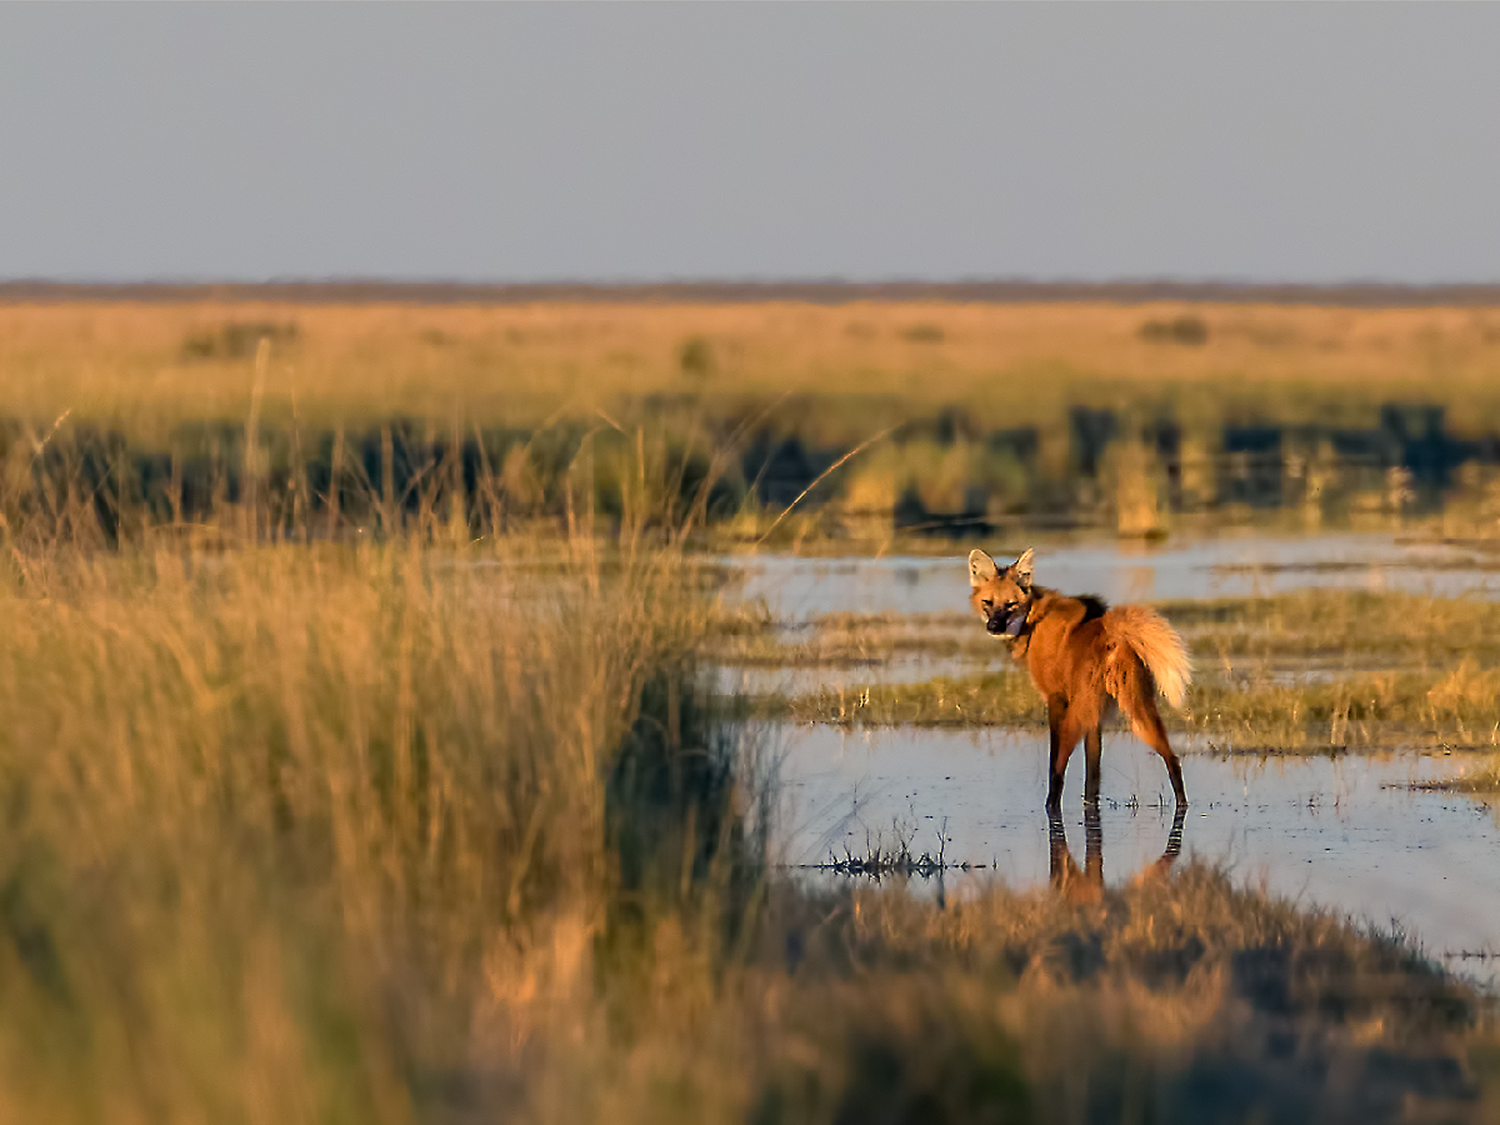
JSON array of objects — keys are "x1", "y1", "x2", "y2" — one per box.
[{"x1": 1075, "y1": 594, "x2": 1109, "y2": 623}]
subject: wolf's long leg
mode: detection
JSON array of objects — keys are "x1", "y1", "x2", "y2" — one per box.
[
  {"x1": 1046, "y1": 696, "x2": 1083, "y2": 811},
  {"x1": 1046, "y1": 694, "x2": 1066, "y2": 808},
  {"x1": 1132, "y1": 696, "x2": 1188, "y2": 807}
]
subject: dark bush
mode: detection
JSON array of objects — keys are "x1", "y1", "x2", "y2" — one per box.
[
  {"x1": 1140, "y1": 315, "x2": 1209, "y2": 346},
  {"x1": 181, "y1": 321, "x2": 300, "y2": 360},
  {"x1": 679, "y1": 335, "x2": 715, "y2": 379}
]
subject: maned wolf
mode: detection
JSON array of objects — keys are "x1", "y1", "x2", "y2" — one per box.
[{"x1": 968, "y1": 547, "x2": 1192, "y2": 809}]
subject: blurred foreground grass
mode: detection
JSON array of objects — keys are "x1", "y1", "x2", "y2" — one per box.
[{"x1": 0, "y1": 533, "x2": 730, "y2": 1122}]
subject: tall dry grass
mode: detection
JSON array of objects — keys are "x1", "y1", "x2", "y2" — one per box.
[
  {"x1": 0, "y1": 527, "x2": 751, "y2": 1123},
  {"x1": 0, "y1": 401, "x2": 773, "y2": 1123}
]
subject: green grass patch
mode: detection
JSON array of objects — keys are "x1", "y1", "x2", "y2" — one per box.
[{"x1": 1162, "y1": 589, "x2": 1500, "y2": 664}]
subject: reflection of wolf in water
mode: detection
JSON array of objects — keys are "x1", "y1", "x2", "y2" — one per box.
[
  {"x1": 1049, "y1": 805, "x2": 1187, "y2": 905},
  {"x1": 968, "y1": 547, "x2": 1193, "y2": 810}
]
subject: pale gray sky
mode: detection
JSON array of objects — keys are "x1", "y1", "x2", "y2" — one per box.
[{"x1": 2, "y1": 3, "x2": 1497, "y2": 284}]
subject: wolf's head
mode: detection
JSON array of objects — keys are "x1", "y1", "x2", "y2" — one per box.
[{"x1": 968, "y1": 547, "x2": 1034, "y2": 638}]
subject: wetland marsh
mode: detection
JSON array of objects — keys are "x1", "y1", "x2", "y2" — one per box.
[
  {"x1": 7, "y1": 294, "x2": 1500, "y2": 1122},
  {"x1": 709, "y1": 536, "x2": 1500, "y2": 988}
]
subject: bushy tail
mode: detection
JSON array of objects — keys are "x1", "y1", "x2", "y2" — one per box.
[{"x1": 1103, "y1": 604, "x2": 1191, "y2": 709}]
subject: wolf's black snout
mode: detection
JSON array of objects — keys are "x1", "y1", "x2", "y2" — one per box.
[{"x1": 986, "y1": 614, "x2": 1006, "y2": 635}]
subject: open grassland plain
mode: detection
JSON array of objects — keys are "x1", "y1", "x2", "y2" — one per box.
[
  {"x1": 10, "y1": 296, "x2": 1500, "y2": 548},
  {"x1": 6, "y1": 298, "x2": 1500, "y2": 436},
  {"x1": 2, "y1": 534, "x2": 1500, "y2": 1124}
]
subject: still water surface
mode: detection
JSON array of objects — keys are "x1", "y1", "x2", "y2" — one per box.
[
  {"x1": 730, "y1": 533, "x2": 1500, "y2": 620},
  {"x1": 768, "y1": 724, "x2": 1500, "y2": 982}
]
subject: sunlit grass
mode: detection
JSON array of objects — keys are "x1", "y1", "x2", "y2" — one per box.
[
  {"x1": 5, "y1": 296, "x2": 1500, "y2": 1119},
  {"x1": 7, "y1": 299, "x2": 1500, "y2": 442},
  {"x1": 0, "y1": 533, "x2": 733, "y2": 1123},
  {"x1": 0, "y1": 479, "x2": 1494, "y2": 1123},
  {"x1": 10, "y1": 299, "x2": 1500, "y2": 554}
]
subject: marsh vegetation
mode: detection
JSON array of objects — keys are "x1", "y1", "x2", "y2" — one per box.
[
  {"x1": 10, "y1": 296, "x2": 1500, "y2": 546},
  {"x1": 3, "y1": 293, "x2": 1500, "y2": 1122}
]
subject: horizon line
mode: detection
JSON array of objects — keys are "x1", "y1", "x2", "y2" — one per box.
[{"x1": 7, "y1": 277, "x2": 1500, "y2": 309}]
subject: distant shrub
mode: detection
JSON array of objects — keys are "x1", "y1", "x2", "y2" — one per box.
[
  {"x1": 182, "y1": 320, "x2": 299, "y2": 360},
  {"x1": 1140, "y1": 315, "x2": 1209, "y2": 346},
  {"x1": 679, "y1": 335, "x2": 714, "y2": 378},
  {"x1": 903, "y1": 323, "x2": 945, "y2": 343}
]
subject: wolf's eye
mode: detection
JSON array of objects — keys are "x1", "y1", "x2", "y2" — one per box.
[{"x1": 981, "y1": 599, "x2": 993, "y2": 612}]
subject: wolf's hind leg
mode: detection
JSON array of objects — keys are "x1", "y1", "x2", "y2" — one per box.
[
  {"x1": 1131, "y1": 694, "x2": 1187, "y2": 807},
  {"x1": 1112, "y1": 653, "x2": 1188, "y2": 807}
]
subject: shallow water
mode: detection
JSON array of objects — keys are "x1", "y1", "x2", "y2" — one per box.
[
  {"x1": 769, "y1": 723, "x2": 1500, "y2": 982},
  {"x1": 728, "y1": 533, "x2": 1500, "y2": 621},
  {"x1": 713, "y1": 654, "x2": 972, "y2": 698}
]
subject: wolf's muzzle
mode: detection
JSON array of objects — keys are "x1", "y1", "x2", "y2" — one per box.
[{"x1": 987, "y1": 608, "x2": 1026, "y2": 637}]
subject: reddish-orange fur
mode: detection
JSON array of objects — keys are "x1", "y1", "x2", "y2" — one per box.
[{"x1": 968, "y1": 548, "x2": 1192, "y2": 809}]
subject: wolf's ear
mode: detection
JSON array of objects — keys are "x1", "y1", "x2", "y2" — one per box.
[
  {"x1": 1010, "y1": 547, "x2": 1035, "y2": 590},
  {"x1": 968, "y1": 548, "x2": 998, "y2": 586}
]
